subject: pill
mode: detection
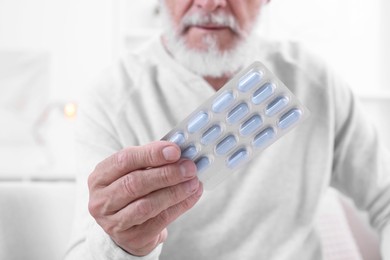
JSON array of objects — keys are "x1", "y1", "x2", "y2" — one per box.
[
  {"x1": 181, "y1": 145, "x2": 198, "y2": 159},
  {"x1": 195, "y1": 156, "x2": 210, "y2": 172},
  {"x1": 252, "y1": 82, "x2": 275, "y2": 105},
  {"x1": 238, "y1": 70, "x2": 263, "y2": 92},
  {"x1": 227, "y1": 148, "x2": 248, "y2": 168},
  {"x1": 201, "y1": 125, "x2": 223, "y2": 145},
  {"x1": 265, "y1": 96, "x2": 289, "y2": 117},
  {"x1": 216, "y1": 135, "x2": 237, "y2": 155},
  {"x1": 253, "y1": 127, "x2": 275, "y2": 148},
  {"x1": 212, "y1": 91, "x2": 235, "y2": 113},
  {"x1": 169, "y1": 131, "x2": 186, "y2": 146},
  {"x1": 278, "y1": 108, "x2": 302, "y2": 129},
  {"x1": 187, "y1": 111, "x2": 209, "y2": 133},
  {"x1": 227, "y1": 103, "x2": 249, "y2": 124},
  {"x1": 240, "y1": 115, "x2": 262, "y2": 136}
]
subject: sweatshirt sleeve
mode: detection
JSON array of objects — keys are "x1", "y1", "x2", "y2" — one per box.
[
  {"x1": 64, "y1": 66, "x2": 162, "y2": 260},
  {"x1": 329, "y1": 72, "x2": 390, "y2": 259}
]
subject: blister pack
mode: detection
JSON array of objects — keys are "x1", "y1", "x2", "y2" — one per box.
[{"x1": 162, "y1": 61, "x2": 309, "y2": 190}]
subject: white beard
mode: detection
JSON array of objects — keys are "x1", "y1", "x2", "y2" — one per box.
[{"x1": 160, "y1": 3, "x2": 259, "y2": 78}]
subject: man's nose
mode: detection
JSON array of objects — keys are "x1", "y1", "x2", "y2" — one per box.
[{"x1": 194, "y1": 0, "x2": 227, "y2": 12}]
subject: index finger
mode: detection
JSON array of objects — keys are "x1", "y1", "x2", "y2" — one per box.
[{"x1": 92, "y1": 141, "x2": 181, "y2": 186}]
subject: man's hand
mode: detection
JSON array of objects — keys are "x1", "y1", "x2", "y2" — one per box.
[{"x1": 87, "y1": 141, "x2": 203, "y2": 256}]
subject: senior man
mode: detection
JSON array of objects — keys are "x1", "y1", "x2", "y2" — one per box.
[{"x1": 65, "y1": 0, "x2": 390, "y2": 259}]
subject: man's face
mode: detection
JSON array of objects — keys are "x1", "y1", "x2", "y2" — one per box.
[{"x1": 163, "y1": 0, "x2": 267, "y2": 52}]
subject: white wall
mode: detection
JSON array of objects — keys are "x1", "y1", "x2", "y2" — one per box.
[
  {"x1": 381, "y1": 0, "x2": 390, "y2": 89},
  {"x1": 0, "y1": 0, "x2": 116, "y2": 101},
  {"x1": 258, "y1": 0, "x2": 385, "y2": 96},
  {"x1": 0, "y1": 0, "x2": 118, "y2": 179}
]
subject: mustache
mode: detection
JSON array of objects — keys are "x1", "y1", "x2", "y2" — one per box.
[{"x1": 179, "y1": 12, "x2": 242, "y2": 35}]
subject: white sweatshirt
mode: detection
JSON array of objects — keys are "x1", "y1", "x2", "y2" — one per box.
[{"x1": 65, "y1": 36, "x2": 390, "y2": 260}]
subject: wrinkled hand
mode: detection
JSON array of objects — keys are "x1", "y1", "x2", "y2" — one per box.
[{"x1": 88, "y1": 141, "x2": 203, "y2": 256}]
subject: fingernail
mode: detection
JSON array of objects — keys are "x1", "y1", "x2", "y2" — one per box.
[
  {"x1": 180, "y1": 160, "x2": 196, "y2": 178},
  {"x1": 162, "y1": 146, "x2": 179, "y2": 161}
]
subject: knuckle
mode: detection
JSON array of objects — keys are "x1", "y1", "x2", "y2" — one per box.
[
  {"x1": 87, "y1": 173, "x2": 95, "y2": 189},
  {"x1": 158, "y1": 209, "x2": 171, "y2": 224},
  {"x1": 180, "y1": 195, "x2": 198, "y2": 211},
  {"x1": 159, "y1": 166, "x2": 174, "y2": 186},
  {"x1": 144, "y1": 146, "x2": 161, "y2": 165},
  {"x1": 181, "y1": 198, "x2": 193, "y2": 210},
  {"x1": 89, "y1": 163, "x2": 109, "y2": 188},
  {"x1": 87, "y1": 168, "x2": 102, "y2": 190},
  {"x1": 166, "y1": 186, "x2": 181, "y2": 203},
  {"x1": 143, "y1": 143, "x2": 169, "y2": 166},
  {"x1": 87, "y1": 202, "x2": 96, "y2": 217},
  {"x1": 122, "y1": 174, "x2": 140, "y2": 198},
  {"x1": 88, "y1": 194, "x2": 113, "y2": 218},
  {"x1": 112, "y1": 150, "x2": 128, "y2": 172},
  {"x1": 101, "y1": 215, "x2": 129, "y2": 237},
  {"x1": 102, "y1": 221, "x2": 116, "y2": 236},
  {"x1": 88, "y1": 199, "x2": 102, "y2": 218},
  {"x1": 135, "y1": 198, "x2": 153, "y2": 218},
  {"x1": 112, "y1": 215, "x2": 128, "y2": 235}
]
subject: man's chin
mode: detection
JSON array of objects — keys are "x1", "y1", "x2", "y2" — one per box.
[
  {"x1": 171, "y1": 48, "x2": 247, "y2": 78},
  {"x1": 170, "y1": 38, "x2": 254, "y2": 78}
]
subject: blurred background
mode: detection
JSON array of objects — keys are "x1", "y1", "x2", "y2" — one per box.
[{"x1": 0, "y1": 1, "x2": 389, "y2": 259}]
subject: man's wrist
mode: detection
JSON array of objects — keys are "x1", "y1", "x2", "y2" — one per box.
[{"x1": 87, "y1": 221, "x2": 163, "y2": 260}]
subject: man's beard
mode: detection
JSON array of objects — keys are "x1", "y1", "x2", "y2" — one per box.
[{"x1": 160, "y1": 4, "x2": 258, "y2": 78}]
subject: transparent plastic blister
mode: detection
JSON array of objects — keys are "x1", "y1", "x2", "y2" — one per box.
[{"x1": 162, "y1": 61, "x2": 310, "y2": 190}]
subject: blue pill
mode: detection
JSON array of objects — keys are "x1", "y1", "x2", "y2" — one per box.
[
  {"x1": 227, "y1": 148, "x2": 248, "y2": 168},
  {"x1": 265, "y1": 96, "x2": 289, "y2": 117},
  {"x1": 252, "y1": 82, "x2": 275, "y2": 105},
  {"x1": 187, "y1": 111, "x2": 209, "y2": 133},
  {"x1": 253, "y1": 128, "x2": 275, "y2": 148},
  {"x1": 169, "y1": 132, "x2": 186, "y2": 146},
  {"x1": 227, "y1": 103, "x2": 249, "y2": 124},
  {"x1": 216, "y1": 135, "x2": 237, "y2": 155},
  {"x1": 201, "y1": 125, "x2": 222, "y2": 145},
  {"x1": 278, "y1": 108, "x2": 302, "y2": 129},
  {"x1": 195, "y1": 156, "x2": 210, "y2": 172},
  {"x1": 212, "y1": 91, "x2": 235, "y2": 113},
  {"x1": 238, "y1": 70, "x2": 263, "y2": 92},
  {"x1": 181, "y1": 145, "x2": 198, "y2": 159},
  {"x1": 240, "y1": 115, "x2": 262, "y2": 136}
]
